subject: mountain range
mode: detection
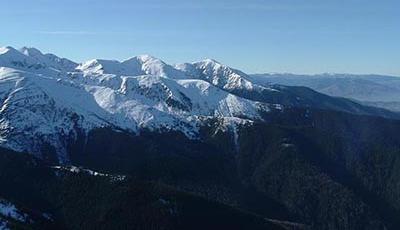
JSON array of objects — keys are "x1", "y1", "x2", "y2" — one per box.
[
  {"x1": 1, "y1": 46, "x2": 400, "y2": 230},
  {"x1": 250, "y1": 73, "x2": 400, "y2": 111}
]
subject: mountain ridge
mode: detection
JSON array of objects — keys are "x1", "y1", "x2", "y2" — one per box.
[
  {"x1": 0, "y1": 46, "x2": 398, "y2": 164},
  {"x1": 0, "y1": 46, "x2": 276, "y2": 162}
]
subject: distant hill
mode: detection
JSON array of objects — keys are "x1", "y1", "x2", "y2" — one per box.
[{"x1": 250, "y1": 73, "x2": 400, "y2": 111}]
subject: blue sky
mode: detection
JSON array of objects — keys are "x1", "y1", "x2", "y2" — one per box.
[{"x1": 1, "y1": 0, "x2": 399, "y2": 75}]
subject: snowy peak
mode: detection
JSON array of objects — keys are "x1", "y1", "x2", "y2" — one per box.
[
  {"x1": 79, "y1": 54, "x2": 188, "y2": 79},
  {"x1": 19, "y1": 46, "x2": 43, "y2": 57},
  {"x1": 132, "y1": 54, "x2": 159, "y2": 63},
  {"x1": 0, "y1": 46, "x2": 10, "y2": 55},
  {"x1": 76, "y1": 52, "x2": 258, "y2": 91},
  {"x1": 0, "y1": 46, "x2": 77, "y2": 72},
  {"x1": 77, "y1": 59, "x2": 122, "y2": 75},
  {"x1": 122, "y1": 54, "x2": 166, "y2": 76},
  {"x1": 0, "y1": 46, "x2": 42, "y2": 70},
  {"x1": 77, "y1": 57, "x2": 148, "y2": 76},
  {"x1": 0, "y1": 46, "x2": 18, "y2": 55},
  {"x1": 20, "y1": 46, "x2": 78, "y2": 72},
  {"x1": 197, "y1": 58, "x2": 223, "y2": 66},
  {"x1": 124, "y1": 54, "x2": 188, "y2": 79},
  {"x1": 0, "y1": 46, "x2": 264, "y2": 94},
  {"x1": 175, "y1": 58, "x2": 256, "y2": 91}
]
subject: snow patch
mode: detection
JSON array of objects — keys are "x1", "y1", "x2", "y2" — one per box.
[
  {"x1": 0, "y1": 200, "x2": 29, "y2": 223},
  {"x1": 52, "y1": 166, "x2": 127, "y2": 181}
]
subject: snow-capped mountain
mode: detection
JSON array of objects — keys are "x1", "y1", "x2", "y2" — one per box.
[
  {"x1": 20, "y1": 47, "x2": 78, "y2": 72},
  {"x1": 77, "y1": 55, "x2": 187, "y2": 79},
  {"x1": 0, "y1": 46, "x2": 77, "y2": 73},
  {"x1": 0, "y1": 46, "x2": 397, "y2": 163},
  {"x1": 0, "y1": 46, "x2": 276, "y2": 163},
  {"x1": 176, "y1": 59, "x2": 257, "y2": 90}
]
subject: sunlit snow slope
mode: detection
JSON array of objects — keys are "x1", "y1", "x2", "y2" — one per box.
[{"x1": 0, "y1": 46, "x2": 277, "y2": 162}]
